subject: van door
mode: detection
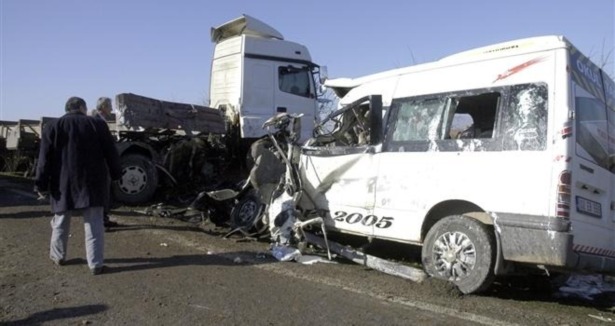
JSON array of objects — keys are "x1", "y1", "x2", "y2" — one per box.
[
  {"x1": 602, "y1": 73, "x2": 615, "y2": 248},
  {"x1": 570, "y1": 80, "x2": 615, "y2": 254},
  {"x1": 299, "y1": 99, "x2": 380, "y2": 236}
]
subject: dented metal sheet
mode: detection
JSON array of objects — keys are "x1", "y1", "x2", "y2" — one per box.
[{"x1": 303, "y1": 232, "x2": 427, "y2": 283}]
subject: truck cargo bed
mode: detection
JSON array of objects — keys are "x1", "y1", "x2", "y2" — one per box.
[{"x1": 115, "y1": 93, "x2": 226, "y2": 134}]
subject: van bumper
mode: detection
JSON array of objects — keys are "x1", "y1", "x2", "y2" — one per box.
[
  {"x1": 495, "y1": 212, "x2": 615, "y2": 274},
  {"x1": 495, "y1": 213, "x2": 572, "y2": 266}
]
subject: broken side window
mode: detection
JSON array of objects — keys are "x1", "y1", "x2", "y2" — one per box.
[
  {"x1": 500, "y1": 83, "x2": 548, "y2": 151},
  {"x1": 448, "y1": 92, "x2": 500, "y2": 140},
  {"x1": 390, "y1": 97, "x2": 447, "y2": 142},
  {"x1": 310, "y1": 102, "x2": 372, "y2": 147}
]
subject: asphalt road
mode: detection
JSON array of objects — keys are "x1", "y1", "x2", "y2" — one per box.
[{"x1": 1, "y1": 174, "x2": 614, "y2": 325}]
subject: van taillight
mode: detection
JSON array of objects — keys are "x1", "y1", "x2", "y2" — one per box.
[
  {"x1": 560, "y1": 123, "x2": 572, "y2": 139},
  {"x1": 556, "y1": 170, "x2": 571, "y2": 218}
]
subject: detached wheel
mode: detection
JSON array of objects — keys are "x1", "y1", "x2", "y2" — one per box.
[
  {"x1": 422, "y1": 215, "x2": 495, "y2": 294},
  {"x1": 230, "y1": 191, "x2": 263, "y2": 231},
  {"x1": 112, "y1": 154, "x2": 158, "y2": 205}
]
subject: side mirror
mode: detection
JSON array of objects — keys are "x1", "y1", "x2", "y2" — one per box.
[{"x1": 319, "y1": 66, "x2": 328, "y2": 84}]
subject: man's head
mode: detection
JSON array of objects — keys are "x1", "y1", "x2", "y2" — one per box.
[
  {"x1": 96, "y1": 97, "x2": 113, "y2": 117},
  {"x1": 65, "y1": 97, "x2": 87, "y2": 114}
]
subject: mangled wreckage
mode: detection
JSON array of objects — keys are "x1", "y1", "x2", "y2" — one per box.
[{"x1": 212, "y1": 35, "x2": 615, "y2": 295}]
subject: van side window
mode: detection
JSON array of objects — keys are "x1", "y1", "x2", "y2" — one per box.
[
  {"x1": 574, "y1": 83, "x2": 609, "y2": 169},
  {"x1": 448, "y1": 92, "x2": 500, "y2": 139},
  {"x1": 310, "y1": 103, "x2": 371, "y2": 147},
  {"x1": 391, "y1": 98, "x2": 447, "y2": 141},
  {"x1": 608, "y1": 109, "x2": 615, "y2": 172},
  {"x1": 279, "y1": 66, "x2": 312, "y2": 98},
  {"x1": 501, "y1": 84, "x2": 548, "y2": 151},
  {"x1": 385, "y1": 83, "x2": 547, "y2": 153}
]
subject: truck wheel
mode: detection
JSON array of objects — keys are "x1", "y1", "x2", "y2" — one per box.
[
  {"x1": 421, "y1": 215, "x2": 495, "y2": 294},
  {"x1": 112, "y1": 154, "x2": 158, "y2": 205},
  {"x1": 230, "y1": 191, "x2": 263, "y2": 231}
]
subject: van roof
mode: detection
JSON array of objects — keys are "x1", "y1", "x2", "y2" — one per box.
[{"x1": 325, "y1": 35, "x2": 571, "y2": 97}]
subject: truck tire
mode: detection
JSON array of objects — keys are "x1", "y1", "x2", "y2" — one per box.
[
  {"x1": 112, "y1": 154, "x2": 158, "y2": 205},
  {"x1": 230, "y1": 191, "x2": 263, "y2": 231},
  {"x1": 421, "y1": 215, "x2": 495, "y2": 294}
]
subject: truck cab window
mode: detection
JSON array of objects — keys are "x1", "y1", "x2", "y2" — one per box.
[{"x1": 279, "y1": 66, "x2": 312, "y2": 98}]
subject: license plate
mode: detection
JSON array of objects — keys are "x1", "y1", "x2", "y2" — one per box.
[{"x1": 576, "y1": 196, "x2": 602, "y2": 218}]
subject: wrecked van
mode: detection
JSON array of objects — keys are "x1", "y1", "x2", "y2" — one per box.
[{"x1": 298, "y1": 36, "x2": 615, "y2": 294}]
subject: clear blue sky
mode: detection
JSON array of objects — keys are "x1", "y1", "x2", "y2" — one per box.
[{"x1": 1, "y1": 0, "x2": 614, "y2": 121}]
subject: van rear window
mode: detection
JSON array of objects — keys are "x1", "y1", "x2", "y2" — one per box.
[{"x1": 575, "y1": 91, "x2": 609, "y2": 170}]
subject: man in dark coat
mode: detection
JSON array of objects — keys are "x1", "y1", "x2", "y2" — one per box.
[{"x1": 35, "y1": 96, "x2": 121, "y2": 275}]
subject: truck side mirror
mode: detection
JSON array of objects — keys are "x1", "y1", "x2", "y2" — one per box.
[{"x1": 319, "y1": 66, "x2": 328, "y2": 83}]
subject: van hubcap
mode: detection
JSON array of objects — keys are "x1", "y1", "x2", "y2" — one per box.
[{"x1": 432, "y1": 231, "x2": 476, "y2": 280}]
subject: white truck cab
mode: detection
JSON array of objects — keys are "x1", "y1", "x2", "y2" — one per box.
[{"x1": 209, "y1": 15, "x2": 321, "y2": 142}]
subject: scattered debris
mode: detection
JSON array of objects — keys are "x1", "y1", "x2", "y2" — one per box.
[
  {"x1": 295, "y1": 255, "x2": 337, "y2": 265},
  {"x1": 556, "y1": 274, "x2": 615, "y2": 301},
  {"x1": 271, "y1": 245, "x2": 301, "y2": 262},
  {"x1": 588, "y1": 314, "x2": 615, "y2": 323}
]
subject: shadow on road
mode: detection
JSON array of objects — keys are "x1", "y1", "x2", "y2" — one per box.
[
  {"x1": 103, "y1": 223, "x2": 208, "y2": 234},
  {"x1": 105, "y1": 251, "x2": 274, "y2": 274},
  {"x1": 0, "y1": 210, "x2": 51, "y2": 219},
  {"x1": 2, "y1": 304, "x2": 108, "y2": 325}
]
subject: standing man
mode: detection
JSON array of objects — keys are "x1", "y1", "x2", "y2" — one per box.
[
  {"x1": 92, "y1": 96, "x2": 120, "y2": 230},
  {"x1": 35, "y1": 97, "x2": 121, "y2": 275},
  {"x1": 92, "y1": 96, "x2": 113, "y2": 120}
]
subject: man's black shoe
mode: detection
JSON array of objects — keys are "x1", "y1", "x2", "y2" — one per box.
[
  {"x1": 104, "y1": 220, "x2": 120, "y2": 228},
  {"x1": 91, "y1": 265, "x2": 106, "y2": 275},
  {"x1": 104, "y1": 221, "x2": 119, "y2": 227}
]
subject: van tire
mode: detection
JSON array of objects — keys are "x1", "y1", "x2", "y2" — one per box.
[
  {"x1": 112, "y1": 154, "x2": 158, "y2": 205},
  {"x1": 421, "y1": 215, "x2": 495, "y2": 294}
]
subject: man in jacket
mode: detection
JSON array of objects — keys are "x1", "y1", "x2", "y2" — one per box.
[
  {"x1": 91, "y1": 96, "x2": 120, "y2": 230},
  {"x1": 35, "y1": 96, "x2": 121, "y2": 275}
]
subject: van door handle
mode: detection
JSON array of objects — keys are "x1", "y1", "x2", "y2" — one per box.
[{"x1": 277, "y1": 107, "x2": 287, "y2": 113}]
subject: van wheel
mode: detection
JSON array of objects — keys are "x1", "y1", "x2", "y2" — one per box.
[
  {"x1": 112, "y1": 154, "x2": 158, "y2": 205},
  {"x1": 422, "y1": 215, "x2": 495, "y2": 294}
]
